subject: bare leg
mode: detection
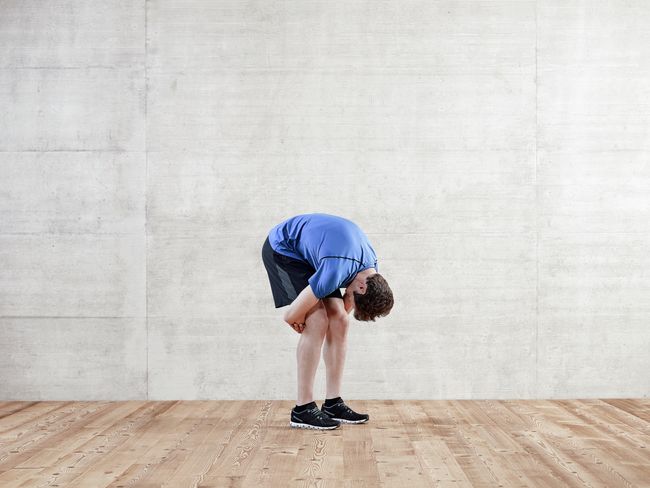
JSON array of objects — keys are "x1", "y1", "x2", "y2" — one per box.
[
  {"x1": 296, "y1": 301, "x2": 329, "y2": 406},
  {"x1": 322, "y1": 299, "x2": 350, "y2": 399}
]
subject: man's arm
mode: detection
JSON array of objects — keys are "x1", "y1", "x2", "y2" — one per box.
[{"x1": 283, "y1": 284, "x2": 320, "y2": 326}]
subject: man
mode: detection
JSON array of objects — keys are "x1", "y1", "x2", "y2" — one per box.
[{"x1": 261, "y1": 213, "x2": 394, "y2": 429}]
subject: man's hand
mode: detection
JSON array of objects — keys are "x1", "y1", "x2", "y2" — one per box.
[{"x1": 289, "y1": 322, "x2": 305, "y2": 334}]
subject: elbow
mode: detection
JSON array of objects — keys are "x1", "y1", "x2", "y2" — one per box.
[{"x1": 283, "y1": 308, "x2": 295, "y2": 325}]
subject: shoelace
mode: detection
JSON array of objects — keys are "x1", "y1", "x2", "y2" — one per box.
[
  {"x1": 324, "y1": 402, "x2": 355, "y2": 415},
  {"x1": 307, "y1": 407, "x2": 334, "y2": 422},
  {"x1": 340, "y1": 404, "x2": 357, "y2": 416}
]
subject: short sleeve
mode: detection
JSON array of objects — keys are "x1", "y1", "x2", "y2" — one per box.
[{"x1": 308, "y1": 258, "x2": 357, "y2": 299}]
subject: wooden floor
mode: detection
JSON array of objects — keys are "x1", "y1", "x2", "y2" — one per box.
[{"x1": 0, "y1": 399, "x2": 648, "y2": 487}]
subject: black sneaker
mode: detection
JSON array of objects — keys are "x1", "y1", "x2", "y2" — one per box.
[
  {"x1": 321, "y1": 400, "x2": 369, "y2": 424},
  {"x1": 290, "y1": 404, "x2": 341, "y2": 430}
]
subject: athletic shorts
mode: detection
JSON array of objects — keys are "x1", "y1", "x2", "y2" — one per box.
[{"x1": 262, "y1": 235, "x2": 344, "y2": 308}]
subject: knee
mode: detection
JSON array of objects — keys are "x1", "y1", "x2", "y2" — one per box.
[
  {"x1": 305, "y1": 302, "x2": 329, "y2": 341},
  {"x1": 327, "y1": 312, "x2": 349, "y2": 341}
]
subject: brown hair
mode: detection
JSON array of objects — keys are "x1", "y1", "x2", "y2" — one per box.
[{"x1": 353, "y1": 273, "x2": 394, "y2": 321}]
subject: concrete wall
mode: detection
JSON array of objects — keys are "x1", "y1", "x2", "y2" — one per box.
[{"x1": 1, "y1": 1, "x2": 648, "y2": 400}]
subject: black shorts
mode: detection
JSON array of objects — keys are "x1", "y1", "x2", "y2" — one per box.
[{"x1": 262, "y1": 236, "x2": 343, "y2": 308}]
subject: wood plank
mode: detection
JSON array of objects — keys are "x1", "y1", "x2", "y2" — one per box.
[
  {"x1": 363, "y1": 400, "x2": 429, "y2": 486},
  {"x1": 0, "y1": 402, "x2": 77, "y2": 438},
  {"x1": 0, "y1": 400, "x2": 646, "y2": 488},
  {"x1": 15, "y1": 401, "x2": 148, "y2": 469},
  {"x1": 135, "y1": 401, "x2": 269, "y2": 487},
  {"x1": 0, "y1": 468, "x2": 42, "y2": 488},
  {"x1": 603, "y1": 399, "x2": 650, "y2": 424},
  {"x1": 393, "y1": 400, "x2": 474, "y2": 487},
  {"x1": 13, "y1": 401, "x2": 177, "y2": 488},
  {"x1": 587, "y1": 399, "x2": 650, "y2": 435},
  {"x1": 447, "y1": 399, "x2": 530, "y2": 487},
  {"x1": 478, "y1": 399, "x2": 584, "y2": 486},
  {"x1": 61, "y1": 400, "x2": 197, "y2": 487},
  {"x1": 343, "y1": 400, "x2": 381, "y2": 483},
  {"x1": 0, "y1": 403, "x2": 38, "y2": 421},
  {"x1": 242, "y1": 400, "x2": 301, "y2": 487},
  {"x1": 557, "y1": 400, "x2": 649, "y2": 459},
  {"x1": 507, "y1": 400, "x2": 644, "y2": 487},
  {"x1": 198, "y1": 400, "x2": 275, "y2": 480},
  {"x1": 0, "y1": 401, "x2": 113, "y2": 471},
  {"x1": 68, "y1": 400, "x2": 219, "y2": 488}
]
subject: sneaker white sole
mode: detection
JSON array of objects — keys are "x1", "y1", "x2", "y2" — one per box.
[
  {"x1": 330, "y1": 417, "x2": 369, "y2": 424},
  {"x1": 289, "y1": 421, "x2": 340, "y2": 430}
]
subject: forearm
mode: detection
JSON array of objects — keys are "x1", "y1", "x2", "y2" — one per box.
[
  {"x1": 283, "y1": 285, "x2": 319, "y2": 324},
  {"x1": 283, "y1": 305, "x2": 302, "y2": 325},
  {"x1": 343, "y1": 290, "x2": 354, "y2": 314}
]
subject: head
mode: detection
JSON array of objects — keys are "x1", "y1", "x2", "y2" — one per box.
[{"x1": 349, "y1": 271, "x2": 394, "y2": 322}]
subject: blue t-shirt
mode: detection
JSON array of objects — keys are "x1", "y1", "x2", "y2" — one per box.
[{"x1": 267, "y1": 213, "x2": 379, "y2": 299}]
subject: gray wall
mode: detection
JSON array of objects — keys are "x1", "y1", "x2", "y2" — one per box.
[{"x1": 1, "y1": 1, "x2": 648, "y2": 401}]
